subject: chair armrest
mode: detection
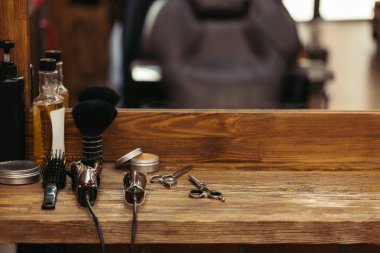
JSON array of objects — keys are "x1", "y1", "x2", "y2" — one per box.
[
  {"x1": 283, "y1": 59, "x2": 334, "y2": 109},
  {"x1": 299, "y1": 59, "x2": 334, "y2": 109},
  {"x1": 299, "y1": 58, "x2": 334, "y2": 84}
]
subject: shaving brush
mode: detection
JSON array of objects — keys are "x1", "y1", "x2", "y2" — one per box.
[
  {"x1": 72, "y1": 99, "x2": 117, "y2": 166},
  {"x1": 78, "y1": 86, "x2": 121, "y2": 107}
]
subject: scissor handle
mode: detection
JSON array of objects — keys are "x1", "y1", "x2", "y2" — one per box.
[
  {"x1": 150, "y1": 174, "x2": 176, "y2": 184},
  {"x1": 208, "y1": 191, "x2": 225, "y2": 202},
  {"x1": 150, "y1": 174, "x2": 164, "y2": 183},
  {"x1": 188, "y1": 189, "x2": 205, "y2": 198},
  {"x1": 188, "y1": 189, "x2": 225, "y2": 202}
]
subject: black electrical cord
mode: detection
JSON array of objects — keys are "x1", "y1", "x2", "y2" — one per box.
[
  {"x1": 131, "y1": 188, "x2": 138, "y2": 253},
  {"x1": 86, "y1": 193, "x2": 106, "y2": 253}
]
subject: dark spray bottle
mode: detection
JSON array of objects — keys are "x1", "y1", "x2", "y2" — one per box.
[{"x1": 0, "y1": 40, "x2": 25, "y2": 161}]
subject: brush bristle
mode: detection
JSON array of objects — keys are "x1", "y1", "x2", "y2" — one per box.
[
  {"x1": 42, "y1": 151, "x2": 67, "y2": 188},
  {"x1": 78, "y1": 86, "x2": 121, "y2": 107},
  {"x1": 72, "y1": 99, "x2": 117, "y2": 137}
]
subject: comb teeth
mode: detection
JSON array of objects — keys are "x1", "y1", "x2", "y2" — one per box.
[{"x1": 42, "y1": 150, "x2": 67, "y2": 189}]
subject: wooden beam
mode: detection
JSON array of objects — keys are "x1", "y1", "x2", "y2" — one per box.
[{"x1": 26, "y1": 110, "x2": 380, "y2": 169}]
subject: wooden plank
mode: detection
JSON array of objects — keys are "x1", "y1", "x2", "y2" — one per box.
[
  {"x1": 2, "y1": 163, "x2": 380, "y2": 243},
  {"x1": 26, "y1": 110, "x2": 380, "y2": 169},
  {"x1": 65, "y1": 244, "x2": 380, "y2": 253},
  {"x1": 0, "y1": 0, "x2": 30, "y2": 108}
]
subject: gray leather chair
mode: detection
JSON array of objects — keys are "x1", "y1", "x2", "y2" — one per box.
[{"x1": 126, "y1": 0, "x2": 330, "y2": 109}]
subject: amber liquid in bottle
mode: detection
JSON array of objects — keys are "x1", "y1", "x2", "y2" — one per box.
[
  {"x1": 33, "y1": 62, "x2": 65, "y2": 166},
  {"x1": 33, "y1": 102, "x2": 64, "y2": 165}
]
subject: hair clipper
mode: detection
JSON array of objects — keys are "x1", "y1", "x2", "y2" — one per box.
[
  {"x1": 123, "y1": 168, "x2": 147, "y2": 205},
  {"x1": 69, "y1": 160, "x2": 102, "y2": 206}
]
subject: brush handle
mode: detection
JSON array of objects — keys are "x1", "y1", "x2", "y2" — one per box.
[
  {"x1": 82, "y1": 135, "x2": 103, "y2": 164},
  {"x1": 42, "y1": 183, "x2": 58, "y2": 210}
]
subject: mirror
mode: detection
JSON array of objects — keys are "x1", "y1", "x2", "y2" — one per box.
[
  {"x1": 29, "y1": 0, "x2": 113, "y2": 107},
  {"x1": 28, "y1": 0, "x2": 380, "y2": 110}
]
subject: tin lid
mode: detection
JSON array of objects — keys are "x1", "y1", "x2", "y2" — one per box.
[
  {"x1": 0, "y1": 160, "x2": 41, "y2": 185},
  {"x1": 115, "y1": 148, "x2": 143, "y2": 168}
]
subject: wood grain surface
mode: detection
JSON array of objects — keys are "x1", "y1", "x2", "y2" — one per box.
[
  {"x1": 0, "y1": 0, "x2": 30, "y2": 108},
  {"x1": 20, "y1": 110, "x2": 380, "y2": 245},
  {"x1": 26, "y1": 110, "x2": 380, "y2": 169},
  {"x1": 2, "y1": 163, "x2": 380, "y2": 244}
]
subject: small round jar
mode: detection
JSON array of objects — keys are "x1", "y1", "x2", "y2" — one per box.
[
  {"x1": 0, "y1": 160, "x2": 41, "y2": 185},
  {"x1": 115, "y1": 148, "x2": 159, "y2": 174},
  {"x1": 130, "y1": 153, "x2": 159, "y2": 174}
]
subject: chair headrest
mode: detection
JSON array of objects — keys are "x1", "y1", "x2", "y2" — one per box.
[{"x1": 191, "y1": 0, "x2": 249, "y2": 18}]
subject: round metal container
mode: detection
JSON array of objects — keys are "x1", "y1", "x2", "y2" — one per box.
[
  {"x1": 116, "y1": 148, "x2": 159, "y2": 174},
  {"x1": 130, "y1": 153, "x2": 159, "y2": 174},
  {"x1": 0, "y1": 160, "x2": 41, "y2": 185}
]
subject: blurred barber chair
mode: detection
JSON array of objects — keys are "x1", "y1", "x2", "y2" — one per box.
[{"x1": 123, "y1": 0, "x2": 333, "y2": 109}]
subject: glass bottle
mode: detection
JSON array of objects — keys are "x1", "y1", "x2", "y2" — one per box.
[
  {"x1": 33, "y1": 58, "x2": 65, "y2": 165},
  {"x1": 45, "y1": 50, "x2": 69, "y2": 107}
]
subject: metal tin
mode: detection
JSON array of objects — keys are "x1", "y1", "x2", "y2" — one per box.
[
  {"x1": 116, "y1": 148, "x2": 159, "y2": 174},
  {"x1": 0, "y1": 160, "x2": 41, "y2": 185},
  {"x1": 130, "y1": 153, "x2": 159, "y2": 174}
]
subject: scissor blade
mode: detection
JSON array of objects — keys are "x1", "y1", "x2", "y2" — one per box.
[
  {"x1": 188, "y1": 175, "x2": 208, "y2": 191},
  {"x1": 173, "y1": 165, "x2": 193, "y2": 180}
]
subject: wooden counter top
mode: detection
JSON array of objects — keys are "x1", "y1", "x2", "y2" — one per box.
[
  {"x1": 2, "y1": 163, "x2": 380, "y2": 244},
  {"x1": 15, "y1": 110, "x2": 380, "y2": 244}
]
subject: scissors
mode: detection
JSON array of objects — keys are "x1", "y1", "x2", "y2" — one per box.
[
  {"x1": 150, "y1": 165, "x2": 193, "y2": 188},
  {"x1": 188, "y1": 175, "x2": 225, "y2": 202}
]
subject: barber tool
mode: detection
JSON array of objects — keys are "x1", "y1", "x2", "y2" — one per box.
[
  {"x1": 123, "y1": 168, "x2": 147, "y2": 253},
  {"x1": 41, "y1": 151, "x2": 67, "y2": 210},
  {"x1": 69, "y1": 159, "x2": 102, "y2": 206},
  {"x1": 116, "y1": 148, "x2": 160, "y2": 174},
  {"x1": 69, "y1": 159, "x2": 105, "y2": 253},
  {"x1": 72, "y1": 99, "x2": 117, "y2": 166},
  {"x1": 188, "y1": 175, "x2": 225, "y2": 202},
  {"x1": 78, "y1": 86, "x2": 121, "y2": 107},
  {"x1": 150, "y1": 165, "x2": 192, "y2": 188}
]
